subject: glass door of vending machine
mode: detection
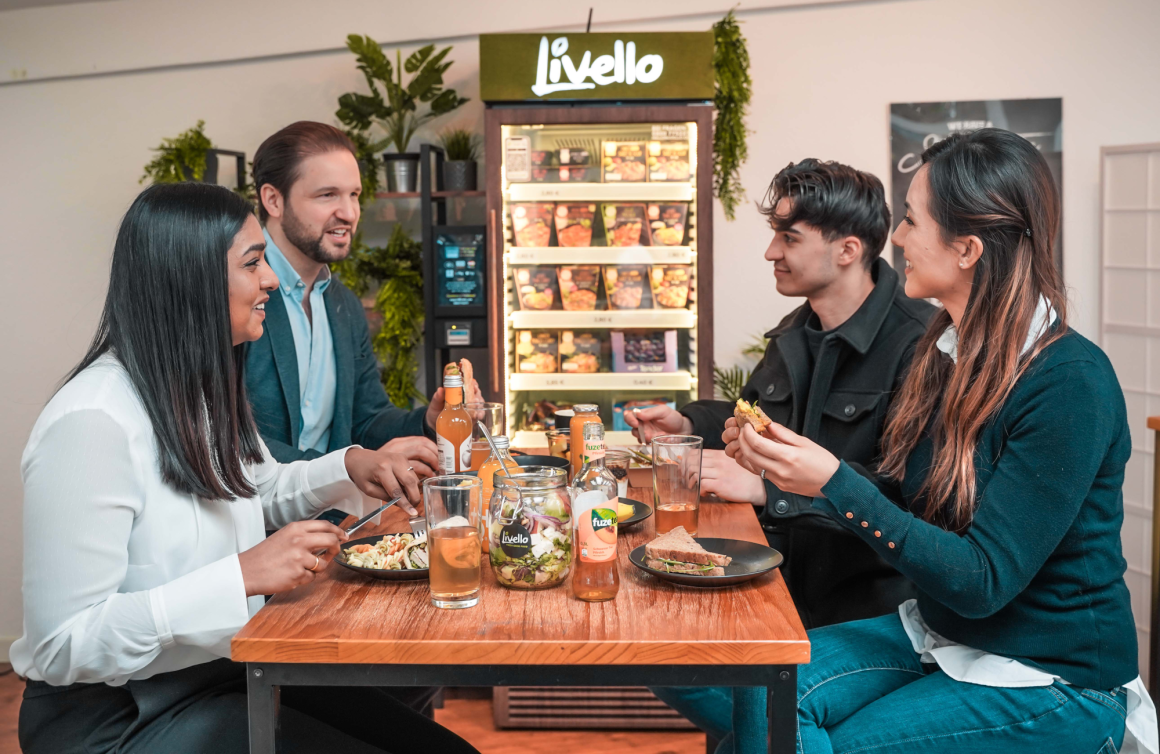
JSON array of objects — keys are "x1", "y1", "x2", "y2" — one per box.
[{"x1": 484, "y1": 105, "x2": 714, "y2": 447}]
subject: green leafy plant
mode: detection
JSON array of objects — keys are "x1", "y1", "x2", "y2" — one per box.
[
  {"x1": 140, "y1": 120, "x2": 213, "y2": 184},
  {"x1": 336, "y1": 35, "x2": 469, "y2": 155},
  {"x1": 712, "y1": 9, "x2": 752, "y2": 221},
  {"x1": 439, "y1": 127, "x2": 480, "y2": 162},
  {"x1": 713, "y1": 334, "x2": 769, "y2": 401},
  {"x1": 332, "y1": 224, "x2": 426, "y2": 407}
]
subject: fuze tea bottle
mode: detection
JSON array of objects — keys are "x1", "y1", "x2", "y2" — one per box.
[
  {"x1": 570, "y1": 422, "x2": 620, "y2": 602},
  {"x1": 478, "y1": 434, "x2": 517, "y2": 553},
  {"x1": 436, "y1": 373, "x2": 471, "y2": 474}
]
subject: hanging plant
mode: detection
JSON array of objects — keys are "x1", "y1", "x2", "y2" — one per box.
[
  {"x1": 712, "y1": 9, "x2": 752, "y2": 221},
  {"x1": 331, "y1": 224, "x2": 426, "y2": 408}
]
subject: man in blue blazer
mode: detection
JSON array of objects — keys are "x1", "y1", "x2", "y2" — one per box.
[{"x1": 246, "y1": 122, "x2": 452, "y2": 490}]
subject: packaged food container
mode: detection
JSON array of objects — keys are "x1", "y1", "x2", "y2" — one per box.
[
  {"x1": 647, "y1": 202, "x2": 689, "y2": 246},
  {"x1": 530, "y1": 150, "x2": 557, "y2": 182},
  {"x1": 557, "y1": 148, "x2": 600, "y2": 182},
  {"x1": 511, "y1": 203, "x2": 555, "y2": 247},
  {"x1": 603, "y1": 264, "x2": 650, "y2": 310},
  {"x1": 516, "y1": 330, "x2": 559, "y2": 373},
  {"x1": 602, "y1": 141, "x2": 648, "y2": 182},
  {"x1": 601, "y1": 204, "x2": 649, "y2": 247},
  {"x1": 650, "y1": 265, "x2": 691, "y2": 309},
  {"x1": 514, "y1": 267, "x2": 558, "y2": 310},
  {"x1": 647, "y1": 141, "x2": 692, "y2": 182},
  {"x1": 489, "y1": 466, "x2": 573, "y2": 589},
  {"x1": 559, "y1": 330, "x2": 605, "y2": 373},
  {"x1": 554, "y1": 204, "x2": 596, "y2": 248},
  {"x1": 612, "y1": 330, "x2": 678, "y2": 373},
  {"x1": 557, "y1": 265, "x2": 602, "y2": 311}
]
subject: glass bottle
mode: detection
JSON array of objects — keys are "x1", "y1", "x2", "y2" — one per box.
[
  {"x1": 435, "y1": 374, "x2": 472, "y2": 474},
  {"x1": 477, "y1": 435, "x2": 518, "y2": 553},
  {"x1": 571, "y1": 422, "x2": 620, "y2": 602},
  {"x1": 569, "y1": 404, "x2": 601, "y2": 480}
]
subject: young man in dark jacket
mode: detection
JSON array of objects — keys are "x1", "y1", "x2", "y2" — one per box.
[{"x1": 634, "y1": 159, "x2": 933, "y2": 750}]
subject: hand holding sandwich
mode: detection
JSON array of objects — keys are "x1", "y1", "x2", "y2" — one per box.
[{"x1": 734, "y1": 422, "x2": 840, "y2": 499}]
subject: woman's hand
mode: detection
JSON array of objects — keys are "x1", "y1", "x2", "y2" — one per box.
[
  {"x1": 700, "y1": 449, "x2": 766, "y2": 504},
  {"x1": 344, "y1": 447, "x2": 424, "y2": 515},
  {"x1": 734, "y1": 423, "x2": 841, "y2": 499},
  {"x1": 238, "y1": 519, "x2": 347, "y2": 597}
]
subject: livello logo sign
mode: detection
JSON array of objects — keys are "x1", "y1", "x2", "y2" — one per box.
[{"x1": 480, "y1": 32, "x2": 714, "y2": 102}]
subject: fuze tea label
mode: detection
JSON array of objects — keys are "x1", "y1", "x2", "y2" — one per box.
[
  {"x1": 579, "y1": 507, "x2": 617, "y2": 563},
  {"x1": 582, "y1": 438, "x2": 605, "y2": 465},
  {"x1": 500, "y1": 522, "x2": 532, "y2": 558}
]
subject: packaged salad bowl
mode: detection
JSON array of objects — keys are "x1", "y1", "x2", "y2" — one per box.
[{"x1": 488, "y1": 466, "x2": 573, "y2": 589}]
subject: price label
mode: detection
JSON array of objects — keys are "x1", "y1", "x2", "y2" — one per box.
[
  {"x1": 591, "y1": 314, "x2": 613, "y2": 324},
  {"x1": 543, "y1": 377, "x2": 565, "y2": 386},
  {"x1": 631, "y1": 377, "x2": 656, "y2": 386}
]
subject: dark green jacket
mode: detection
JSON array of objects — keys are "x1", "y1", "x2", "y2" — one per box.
[
  {"x1": 681, "y1": 260, "x2": 935, "y2": 629},
  {"x1": 820, "y1": 329, "x2": 1137, "y2": 689},
  {"x1": 245, "y1": 277, "x2": 428, "y2": 462}
]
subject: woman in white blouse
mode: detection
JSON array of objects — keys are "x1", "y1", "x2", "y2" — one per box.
[{"x1": 14, "y1": 183, "x2": 479, "y2": 754}]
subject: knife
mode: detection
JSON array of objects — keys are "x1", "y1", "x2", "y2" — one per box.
[{"x1": 314, "y1": 496, "x2": 404, "y2": 557}]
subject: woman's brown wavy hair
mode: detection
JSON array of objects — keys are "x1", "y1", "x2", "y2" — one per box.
[{"x1": 879, "y1": 129, "x2": 1068, "y2": 532}]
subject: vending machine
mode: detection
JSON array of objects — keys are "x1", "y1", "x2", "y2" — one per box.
[{"x1": 480, "y1": 32, "x2": 716, "y2": 446}]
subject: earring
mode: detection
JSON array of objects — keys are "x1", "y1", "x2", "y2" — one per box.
[{"x1": 959, "y1": 261, "x2": 965, "y2": 268}]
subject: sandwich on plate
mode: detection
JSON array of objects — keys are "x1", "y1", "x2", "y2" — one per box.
[
  {"x1": 644, "y1": 526, "x2": 732, "y2": 576},
  {"x1": 734, "y1": 398, "x2": 772, "y2": 433}
]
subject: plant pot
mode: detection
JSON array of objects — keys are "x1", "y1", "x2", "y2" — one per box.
[
  {"x1": 384, "y1": 153, "x2": 420, "y2": 192},
  {"x1": 442, "y1": 160, "x2": 477, "y2": 192}
]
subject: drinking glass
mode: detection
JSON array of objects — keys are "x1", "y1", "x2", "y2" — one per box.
[
  {"x1": 545, "y1": 427, "x2": 571, "y2": 461},
  {"x1": 424, "y1": 475, "x2": 482, "y2": 609},
  {"x1": 651, "y1": 435, "x2": 703, "y2": 536},
  {"x1": 604, "y1": 449, "x2": 630, "y2": 498},
  {"x1": 465, "y1": 402, "x2": 504, "y2": 470}
]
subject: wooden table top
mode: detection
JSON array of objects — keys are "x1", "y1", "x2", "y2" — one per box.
[{"x1": 232, "y1": 484, "x2": 809, "y2": 667}]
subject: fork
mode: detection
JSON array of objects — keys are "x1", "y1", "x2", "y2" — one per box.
[{"x1": 408, "y1": 516, "x2": 427, "y2": 538}]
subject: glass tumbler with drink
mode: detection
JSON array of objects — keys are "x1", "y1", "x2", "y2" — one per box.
[
  {"x1": 465, "y1": 402, "x2": 504, "y2": 471},
  {"x1": 651, "y1": 435, "x2": 703, "y2": 536},
  {"x1": 424, "y1": 475, "x2": 483, "y2": 609}
]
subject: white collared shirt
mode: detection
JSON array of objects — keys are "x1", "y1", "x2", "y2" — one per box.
[
  {"x1": 9, "y1": 355, "x2": 374, "y2": 686},
  {"x1": 919, "y1": 296, "x2": 1157, "y2": 753}
]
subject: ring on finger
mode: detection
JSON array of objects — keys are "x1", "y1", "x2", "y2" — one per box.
[
  {"x1": 406, "y1": 466, "x2": 414, "y2": 472},
  {"x1": 306, "y1": 554, "x2": 320, "y2": 572}
]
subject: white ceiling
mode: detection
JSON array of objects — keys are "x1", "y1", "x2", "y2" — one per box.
[{"x1": 0, "y1": 0, "x2": 112, "y2": 10}]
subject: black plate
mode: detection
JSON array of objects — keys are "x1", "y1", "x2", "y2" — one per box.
[
  {"x1": 335, "y1": 534, "x2": 429, "y2": 581},
  {"x1": 629, "y1": 537, "x2": 783, "y2": 588},
  {"x1": 618, "y1": 498, "x2": 653, "y2": 528}
]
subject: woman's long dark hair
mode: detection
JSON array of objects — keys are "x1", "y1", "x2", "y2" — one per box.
[
  {"x1": 66, "y1": 182, "x2": 264, "y2": 499},
  {"x1": 880, "y1": 128, "x2": 1068, "y2": 531}
]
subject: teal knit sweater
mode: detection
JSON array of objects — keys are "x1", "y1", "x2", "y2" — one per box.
[{"x1": 817, "y1": 330, "x2": 1137, "y2": 690}]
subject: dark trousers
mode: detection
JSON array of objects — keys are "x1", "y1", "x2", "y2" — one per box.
[{"x1": 19, "y1": 659, "x2": 478, "y2": 754}]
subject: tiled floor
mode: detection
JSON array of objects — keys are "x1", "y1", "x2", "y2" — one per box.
[{"x1": 0, "y1": 666, "x2": 703, "y2": 754}]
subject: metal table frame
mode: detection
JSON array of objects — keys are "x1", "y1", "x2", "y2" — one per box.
[{"x1": 246, "y1": 662, "x2": 799, "y2": 753}]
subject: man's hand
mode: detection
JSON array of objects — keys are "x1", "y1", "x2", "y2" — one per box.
[
  {"x1": 700, "y1": 449, "x2": 766, "y2": 504},
  {"x1": 722, "y1": 416, "x2": 741, "y2": 459},
  {"x1": 380, "y1": 436, "x2": 438, "y2": 477},
  {"x1": 424, "y1": 382, "x2": 483, "y2": 431},
  {"x1": 344, "y1": 447, "x2": 423, "y2": 515},
  {"x1": 623, "y1": 404, "x2": 693, "y2": 444}
]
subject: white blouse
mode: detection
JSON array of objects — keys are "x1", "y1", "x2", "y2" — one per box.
[{"x1": 10, "y1": 355, "x2": 373, "y2": 686}]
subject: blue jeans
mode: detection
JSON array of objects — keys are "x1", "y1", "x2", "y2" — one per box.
[{"x1": 655, "y1": 614, "x2": 1129, "y2": 754}]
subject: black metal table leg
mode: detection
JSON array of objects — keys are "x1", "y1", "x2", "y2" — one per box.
[
  {"x1": 247, "y1": 664, "x2": 280, "y2": 754},
  {"x1": 768, "y1": 666, "x2": 798, "y2": 754}
]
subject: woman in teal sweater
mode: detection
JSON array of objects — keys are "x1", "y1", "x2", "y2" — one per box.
[{"x1": 727, "y1": 129, "x2": 1156, "y2": 753}]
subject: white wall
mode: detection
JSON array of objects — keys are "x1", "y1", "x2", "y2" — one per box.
[{"x1": 2, "y1": 0, "x2": 1159, "y2": 668}]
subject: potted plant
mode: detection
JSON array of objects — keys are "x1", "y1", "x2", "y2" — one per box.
[
  {"x1": 438, "y1": 128, "x2": 480, "y2": 191},
  {"x1": 337, "y1": 35, "x2": 469, "y2": 193},
  {"x1": 140, "y1": 120, "x2": 256, "y2": 204}
]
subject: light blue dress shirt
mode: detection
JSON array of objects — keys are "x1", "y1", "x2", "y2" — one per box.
[{"x1": 263, "y1": 230, "x2": 337, "y2": 454}]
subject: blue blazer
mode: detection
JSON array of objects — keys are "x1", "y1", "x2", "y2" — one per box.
[{"x1": 245, "y1": 277, "x2": 428, "y2": 462}]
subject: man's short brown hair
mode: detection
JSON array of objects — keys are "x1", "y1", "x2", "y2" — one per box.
[{"x1": 252, "y1": 121, "x2": 357, "y2": 223}]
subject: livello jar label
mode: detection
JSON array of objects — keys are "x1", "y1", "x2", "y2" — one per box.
[
  {"x1": 500, "y1": 522, "x2": 533, "y2": 558},
  {"x1": 578, "y1": 507, "x2": 617, "y2": 562}
]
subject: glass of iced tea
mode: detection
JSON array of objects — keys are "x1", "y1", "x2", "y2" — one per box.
[
  {"x1": 651, "y1": 435, "x2": 703, "y2": 536},
  {"x1": 424, "y1": 475, "x2": 483, "y2": 609},
  {"x1": 465, "y1": 402, "x2": 504, "y2": 470}
]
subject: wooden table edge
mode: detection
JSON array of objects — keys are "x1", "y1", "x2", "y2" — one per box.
[{"x1": 231, "y1": 638, "x2": 811, "y2": 666}]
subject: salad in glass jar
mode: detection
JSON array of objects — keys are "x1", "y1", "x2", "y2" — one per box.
[{"x1": 488, "y1": 466, "x2": 573, "y2": 589}]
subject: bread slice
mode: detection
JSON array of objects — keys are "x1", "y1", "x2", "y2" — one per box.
[
  {"x1": 645, "y1": 557, "x2": 726, "y2": 576},
  {"x1": 644, "y1": 526, "x2": 732, "y2": 567},
  {"x1": 734, "y1": 399, "x2": 772, "y2": 433}
]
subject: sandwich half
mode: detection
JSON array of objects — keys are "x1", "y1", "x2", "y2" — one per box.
[
  {"x1": 644, "y1": 526, "x2": 732, "y2": 576},
  {"x1": 734, "y1": 399, "x2": 772, "y2": 433}
]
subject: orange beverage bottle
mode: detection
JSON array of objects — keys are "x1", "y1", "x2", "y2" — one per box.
[
  {"x1": 571, "y1": 422, "x2": 620, "y2": 602},
  {"x1": 436, "y1": 374, "x2": 472, "y2": 474},
  {"x1": 478, "y1": 435, "x2": 518, "y2": 553},
  {"x1": 569, "y1": 404, "x2": 601, "y2": 480}
]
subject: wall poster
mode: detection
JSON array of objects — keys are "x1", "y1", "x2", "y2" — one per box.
[{"x1": 889, "y1": 98, "x2": 1063, "y2": 273}]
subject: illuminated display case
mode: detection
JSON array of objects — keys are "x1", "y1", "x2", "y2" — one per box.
[{"x1": 484, "y1": 105, "x2": 714, "y2": 446}]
